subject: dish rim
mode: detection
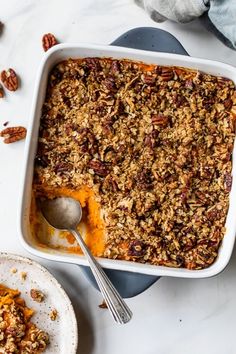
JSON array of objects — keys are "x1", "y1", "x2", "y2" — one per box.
[{"x1": 18, "y1": 42, "x2": 236, "y2": 279}]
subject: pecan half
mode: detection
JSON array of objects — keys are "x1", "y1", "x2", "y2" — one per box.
[
  {"x1": 42, "y1": 33, "x2": 57, "y2": 52},
  {"x1": 88, "y1": 159, "x2": 109, "y2": 177},
  {"x1": 0, "y1": 84, "x2": 4, "y2": 98},
  {"x1": 151, "y1": 113, "x2": 169, "y2": 127},
  {"x1": 0, "y1": 126, "x2": 26, "y2": 144},
  {"x1": 1, "y1": 69, "x2": 18, "y2": 91},
  {"x1": 160, "y1": 67, "x2": 174, "y2": 81}
]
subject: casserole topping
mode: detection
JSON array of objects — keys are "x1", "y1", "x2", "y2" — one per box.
[
  {"x1": 32, "y1": 57, "x2": 236, "y2": 270},
  {"x1": 0, "y1": 284, "x2": 49, "y2": 353}
]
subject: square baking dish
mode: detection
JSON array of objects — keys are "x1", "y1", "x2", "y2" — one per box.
[{"x1": 18, "y1": 43, "x2": 236, "y2": 278}]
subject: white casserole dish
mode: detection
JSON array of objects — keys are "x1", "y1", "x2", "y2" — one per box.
[{"x1": 18, "y1": 43, "x2": 236, "y2": 278}]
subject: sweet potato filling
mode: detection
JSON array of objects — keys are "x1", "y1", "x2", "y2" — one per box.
[{"x1": 31, "y1": 185, "x2": 105, "y2": 257}]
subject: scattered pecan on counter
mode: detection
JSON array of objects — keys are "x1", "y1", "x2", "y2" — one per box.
[
  {"x1": 1, "y1": 68, "x2": 19, "y2": 91},
  {"x1": 42, "y1": 33, "x2": 57, "y2": 52},
  {"x1": 0, "y1": 126, "x2": 26, "y2": 144}
]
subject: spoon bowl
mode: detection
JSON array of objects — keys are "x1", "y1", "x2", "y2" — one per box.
[
  {"x1": 40, "y1": 197, "x2": 82, "y2": 230},
  {"x1": 40, "y1": 196, "x2": 132, "y2": 324}
]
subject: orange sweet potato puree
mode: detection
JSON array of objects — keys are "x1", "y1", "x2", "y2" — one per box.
[
  {"x1": 0, "y1": 284, "x2": 34, "y2": 320},
  {"x1": 30, "y1": 185, "x2": 105, "y2": 257}
]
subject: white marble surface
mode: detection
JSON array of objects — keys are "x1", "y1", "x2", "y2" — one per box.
[{"x1": 1, "y1": 1, "x2": 236, "y2": 353}]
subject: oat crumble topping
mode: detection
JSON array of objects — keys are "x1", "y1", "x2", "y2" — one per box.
[{"x1": 32, "y1": 57, "x2": 236, "y2": 270}]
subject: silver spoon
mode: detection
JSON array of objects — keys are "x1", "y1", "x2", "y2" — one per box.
[{"x1": 40, "y1": 196, "x2": 132, "y2": 324}]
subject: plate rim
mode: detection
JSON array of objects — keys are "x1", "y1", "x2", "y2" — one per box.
[{"x1": 0, "y1": 251, "x2": 78, "y2": 354}]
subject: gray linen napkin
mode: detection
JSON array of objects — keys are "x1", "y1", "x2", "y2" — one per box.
[{"x1": 136, "y1": 0, "x2": 236, "y2": 50}]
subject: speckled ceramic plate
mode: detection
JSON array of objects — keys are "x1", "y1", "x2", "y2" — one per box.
[{"x1": 0, "y1": 252, "x2": 78, "y2": 353}]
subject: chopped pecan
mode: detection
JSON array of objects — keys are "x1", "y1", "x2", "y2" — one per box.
[
  {"x1": 30, "y1": 289, "x2": 45, "y2": 303},
  {"x1": 143, "y1": 74, "x2": 156, "y2": 85},
  {"x1": 54, "y1": 162, "x2": 72, "y2": 174},
  {"x1": 185, "y1": 79, "x2": 194, "y2": 89},
  {"x1": 224, "y1": 98, "x2": 233, "y2": 110},
  {"x1": 85, "y1": 57, "x2": 101, "y2": 71},
  {"x1": 5, "y1": 327, "x2": 16, "y2": 336},
  {"x1": 137, "y1": 168, "x2": 153, "y2": 190},
  {"x1": 42, "y1": 33, "x2": 57, "y2": 52},
  {"x1": 195, "y1": 191, "x2": 208, "y2": 204},
  {"x1": 206, "y1": 207, "x2": 220, "y2": 221},
  {"x1": 103, "y1": 77, "x2": 117, "y2": 91},
  {"x1": 181, "y1": 186, "x2": 189, "y2": 203},
  {"x1": 151, "y1": 113, "x2": 169, "y2": 127},
  {"x1": 1, "y1": 68, "x2": 18, "y2": 91},
  {"x1": 102, "y1": 175, "x2": 119, "y2": 193},
  {"x1": 0, "y1": 84, "x2": 4, "y2": 97},
  {"x1": 202, "y1": 98, "x2": 214, "y2": 111},
  {"x1": 111, "y1": 60, "x2": 120, "y2": 74},
  {"x1": 102, "y1": 116, "x2": 115, "y2": 134},
  {"x1": 0, "y1": 126, "x2": 26, "y2": 144},
  {"x1": 144, "y1": 130, "x2": 159, "y2": 148},
  {"x1": 88, "y1": 159, "x2": 109, "y2": 177},
  {"x1": 224, "y1": 172, "x2": 232, "y2": 192},
  {"x1": 173, "y1": 94, "x2": 187, "y2": 108},
  {"x1": 128, "y1": 240, "x2": 146, "y2": 257}
]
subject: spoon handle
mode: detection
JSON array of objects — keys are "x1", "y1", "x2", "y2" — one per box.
[{"x1": 71, "y1": 229, "x2": 132, "y2": 324}]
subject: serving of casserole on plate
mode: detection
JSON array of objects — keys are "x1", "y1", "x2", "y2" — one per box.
[
  {"x1": 0, "y1": 253, "x2": 78, "y2": 354},
  {"x1": 19, "y1": 44, "x2": 236, "y2": 278}
]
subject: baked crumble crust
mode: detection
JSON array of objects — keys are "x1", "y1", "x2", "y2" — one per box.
[{"x1": 33, "y1": 57, "x2": 236, "y2": 270}]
